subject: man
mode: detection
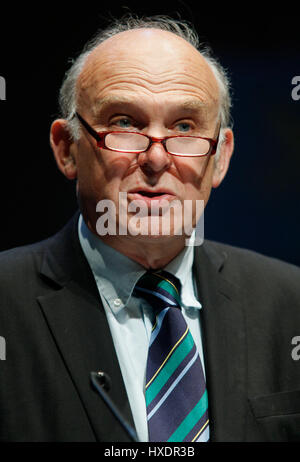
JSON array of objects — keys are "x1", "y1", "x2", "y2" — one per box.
[{"x1": 0, "y1": 15, "x2": 300, "y2": 442}]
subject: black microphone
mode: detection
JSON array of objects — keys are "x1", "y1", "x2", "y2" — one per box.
[{"x1": 90, "y1": 371, "x2": 139, "y2": 442}]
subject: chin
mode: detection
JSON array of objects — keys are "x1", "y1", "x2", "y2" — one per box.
[
  {"x1": 126, "y1": 232, "x2": 186, "y2": 246},
  {"x1": 125, "y1": 215, "x2": 187, "y2": 240}
]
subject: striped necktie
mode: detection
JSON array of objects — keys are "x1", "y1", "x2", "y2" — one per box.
[{"x1": 134, "y1": 270, "x2": 209, "y2": 442}]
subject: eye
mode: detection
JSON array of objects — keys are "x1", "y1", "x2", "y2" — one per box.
[
  {"x1": 110, "y1": 117, "x2": 134, "y2": 129},
  {"x1": 174, "y1": 121, "x2": 193, "y2": 133}
]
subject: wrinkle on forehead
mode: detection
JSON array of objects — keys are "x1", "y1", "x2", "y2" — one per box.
[
  {"x1": 93, "y1": 94, "x2": 206, "y2": 113},
  {"x1": 76, "y1": 28, "x2": 220, "y2": 114}
]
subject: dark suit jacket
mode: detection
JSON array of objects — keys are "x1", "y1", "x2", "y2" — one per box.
[{"x1": 0, "y1": 213, "x2": 300, "y2": 442}]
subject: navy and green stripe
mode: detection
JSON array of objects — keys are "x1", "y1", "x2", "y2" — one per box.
[
  {"x1": 134, "y1": 270, "x2": 209, "y2": 442},
  {"x1": 146, "y1": 327, "x2": 194, "y2": 405}
]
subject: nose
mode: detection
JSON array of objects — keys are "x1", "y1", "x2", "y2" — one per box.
[{"x1": 137, "y1": 139, "x2": 172, "y2": 174}]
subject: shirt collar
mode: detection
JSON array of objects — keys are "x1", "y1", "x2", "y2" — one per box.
[{"x1": 78, "y1": 214, "x2": 201, "y2": 314}]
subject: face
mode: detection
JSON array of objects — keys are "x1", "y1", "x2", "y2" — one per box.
[{"x1": 51, "y1": 29, "x2": 233, "y2": 244}]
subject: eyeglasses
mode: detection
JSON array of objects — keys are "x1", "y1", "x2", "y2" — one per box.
[{"x1": 74, "y1": 112, "x2": 220, "y2": 157}]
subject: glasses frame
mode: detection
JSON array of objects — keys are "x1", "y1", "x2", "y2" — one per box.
[{"x1": 74, "y1": 112, "x2": 220, "y2": 157}]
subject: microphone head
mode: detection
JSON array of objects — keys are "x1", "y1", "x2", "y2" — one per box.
[{"x1": 91, "y1": 371, "x2": 111, "y2": 392}]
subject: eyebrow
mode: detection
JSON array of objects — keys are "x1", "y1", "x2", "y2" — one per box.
[
  {"x1": 92, "y1": 95, "x2": 135, "y2": 116},
  {"x1": 181, "y1": 98, "x2": 206, "y2": 111}
]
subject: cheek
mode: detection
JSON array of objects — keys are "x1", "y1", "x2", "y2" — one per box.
[
  {"x1": 76, "y1": 146, "x2": 133, "y2": 201},
  {"x1": 175, "y1": 156, "x2": 214, "y2": 195},
  {"x1": 76, "y1": 156, "x2": 104, "y2": 201}
]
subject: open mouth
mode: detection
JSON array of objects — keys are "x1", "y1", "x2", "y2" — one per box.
[
  {"x1": 127, "y1": 190, "x2": 176, "y2": 207},
  {"x1": 129, "y1": 190, "x2": 175, "y2": 201},
  {"x1": 136, "y1": 191, "x2": 166, "y2": 198}
]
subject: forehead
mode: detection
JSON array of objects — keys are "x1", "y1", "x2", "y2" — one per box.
[{"x1": 76, "y1": 29, "x2": 220, "y2": 117}]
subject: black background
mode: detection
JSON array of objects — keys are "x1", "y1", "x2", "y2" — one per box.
[{"x1": 0, "y1": 3, "x2": 299, "y2": 266}]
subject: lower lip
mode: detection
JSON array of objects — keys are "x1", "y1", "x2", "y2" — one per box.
[{"x1": 128, "y1": 193, "x2": 175, "y2": 206}]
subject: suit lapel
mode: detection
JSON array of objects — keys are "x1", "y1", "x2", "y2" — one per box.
[
  {"x1": 194, "y1": 243, "x2": 247, "y2": 442},
  {"x1": 37, "y1": 214, "x2": 135, "y2": 441}
]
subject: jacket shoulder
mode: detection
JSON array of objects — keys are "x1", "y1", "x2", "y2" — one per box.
[
  {"x1": 0, "y1": 214, "x2": 78, "y2": 287},
  {"x1": 202, "y1": 239, "x2": 300, "y2": 295},
  {"x1": 0, "y1": 239, "x2": 50, "y2": 280}
]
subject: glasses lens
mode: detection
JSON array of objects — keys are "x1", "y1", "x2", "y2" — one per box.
[
  {"x1": 166, "y1": 137, "x2": 210, "y2": 156},
  {"x1": 105, "y1": 132, "x2": 149, "y2": 153}
]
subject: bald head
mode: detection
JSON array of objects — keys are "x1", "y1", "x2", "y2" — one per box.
[
  {"x1": 82, "y1": 27, "x2": 209, "y2": 69},
  {"x1": 76, "y1": 28, "x2": 220, "y2": 122}
]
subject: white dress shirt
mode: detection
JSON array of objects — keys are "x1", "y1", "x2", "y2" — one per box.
[{"x1": 78, "y1": 214, "x2": 205, "y2": 442}]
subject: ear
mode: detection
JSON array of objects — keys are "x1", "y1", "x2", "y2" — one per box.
[
  {"x1": 50, "y1": 119, "x2": 77, "y2": 180},
  {"x1": 212, "y1": 128, "x2": 234, "y2": 188}
]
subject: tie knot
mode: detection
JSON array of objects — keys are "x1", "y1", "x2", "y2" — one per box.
[{"x1": 134, "y1": 270, "x2": 181, "y2": 311}]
